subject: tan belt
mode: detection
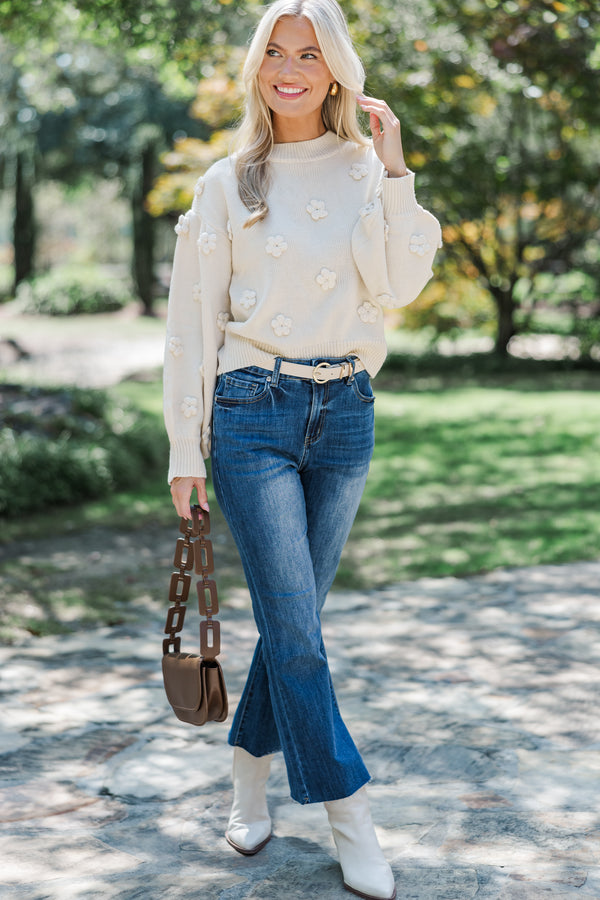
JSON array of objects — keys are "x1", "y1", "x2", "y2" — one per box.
[{"x1": 262, "y1": 358, "x2": 366, "y2": 384}]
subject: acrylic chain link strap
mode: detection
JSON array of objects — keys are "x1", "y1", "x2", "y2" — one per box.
[{"x1": 162, "y1": 506, "x2": 221, "y2": 660}]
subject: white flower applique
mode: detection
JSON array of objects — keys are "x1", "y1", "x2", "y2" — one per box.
[
  {"x1": 240, "y1": 290, "x2": 257, "y2": 310},
  {"x1": 409, "y1": 234, "x2": 431, "y2": 256},
  {"x1": 174, "y1": 213, "x2": 191, "y2": 237},
  {"x1": 359, "y1": 202, "x2": 376, "y2": 219},
  {"x1": 316, "y1": 268, "x2": 337, "y2": 291},
  {"x1": 271, "y1": 314, "x2": 292, "y2": 337},
  {"x1": 217, "y1": 311, "x2": 230, "y2": 332},
  {"x1": 376, "y1": 293, "x2": 394, "y2": 306},
  {"x1": 192, "y1": 177, "x2": 205, "y2": 212},
  {"x1": 266, "y1": 235, "x2": 288, "y2": 258},
  {"x1": 168, "y1": 336, "x2": 184, "y2": 357},
  {"x1": 349, "y1": 163, "x2": 368, "y2": 181},
  {"x1": 306, "y1": 199, "x2": 328, "y2": 221},
  {"x1": 198, "y1": 231, "x2": 217, "y2": 255},
  {"x1": 180, "y1": 396, "x2": 198, "y2": 418},
  {"x1": 357, "y1": 301, "x2": 379, "y2": 324},
  {"x1": 192, "y1": 282, "x2": 202, "y2": 303}
]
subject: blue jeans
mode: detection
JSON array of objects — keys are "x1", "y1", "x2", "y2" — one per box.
[{"x1": 211, "y1": 357, "x2": 375, "y2": 804}]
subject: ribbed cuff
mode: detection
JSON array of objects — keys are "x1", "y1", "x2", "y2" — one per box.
[
  {"x1": 167, "y1": 438, "x2": 207, "y2": 484},
  {"x1": 381, "y1": 170, "x2": 419, "y2": 216}
]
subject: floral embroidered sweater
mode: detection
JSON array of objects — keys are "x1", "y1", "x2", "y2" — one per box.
[{"x1": 164, "y1": 129, "x2": 442, "y2": 482}]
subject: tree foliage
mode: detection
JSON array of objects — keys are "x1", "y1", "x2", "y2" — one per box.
[
  {"x1": 0, "y1": 5, "x2": 208, "y2": 305},
  {"x1": 0, "y1": 0, "x2": 259, "y2": 79},
  {"x1": 1, "y1": 0, "x2": 599, "y2": 351},
  {"x1": 351, "y1": 0, "x2": 600, "y2": 352}
]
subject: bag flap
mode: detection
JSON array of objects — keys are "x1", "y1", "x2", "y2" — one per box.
[{"x1": 162, "y1": 653, "x2": 202, "y2": 711}]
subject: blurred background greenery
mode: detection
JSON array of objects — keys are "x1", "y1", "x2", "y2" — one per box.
[
  {"x1": 0, "y1": 0, "x2": 599, "y2": 638},
  {"x1": 1, "y1": 0, "x2": 598, "y2": 347}
]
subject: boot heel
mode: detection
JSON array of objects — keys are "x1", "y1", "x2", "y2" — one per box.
[{"x1": 324, "y1": 787, "x2": 396, "y2": 900}]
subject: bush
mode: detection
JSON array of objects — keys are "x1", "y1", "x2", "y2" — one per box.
[
  {"x1": 573, "y1": 318, "x2": 600, "y2": 360},
  {"x1": 0, "y1": 385, "x2": 167, "y2": 517},
  {"x1": 15, "y1": 266, "x2": 131, "y2": 316}
]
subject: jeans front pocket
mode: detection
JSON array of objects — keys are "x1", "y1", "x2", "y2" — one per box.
[
  {"x1": 214, "y1": 368, "x2": 271, "y2": 407},
  {"x1": 351, "y1": 370, "x2": 375, "y2": 404}
]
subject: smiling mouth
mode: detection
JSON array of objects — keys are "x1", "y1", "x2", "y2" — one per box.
[{"x1": 274, "y1": 85, "x2": 307, "y2": 98}]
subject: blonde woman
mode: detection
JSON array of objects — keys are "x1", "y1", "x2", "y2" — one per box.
[{"x1": 164, "y1": 1, "x2": 441, "y2": 897}]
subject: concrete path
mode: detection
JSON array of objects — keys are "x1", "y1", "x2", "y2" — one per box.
[{"x1": 1, "y1": 561, "x2": 600, "y2": 899}]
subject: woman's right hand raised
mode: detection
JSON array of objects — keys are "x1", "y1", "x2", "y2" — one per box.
[{"x1": 170, "y1": 476, "x2": 209, "y2": 520}]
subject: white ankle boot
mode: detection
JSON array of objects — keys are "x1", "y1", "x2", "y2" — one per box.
[
  {"x1": 225, "y1": 747, "x2": 274, "y2": 855},
  {"x1": 324, "y1": 787, "x2": 396, "y2": 900}
]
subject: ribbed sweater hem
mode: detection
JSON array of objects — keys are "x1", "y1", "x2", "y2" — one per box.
[{"x1": 217, "y1": 334, "x2": 388, "y2": 378}]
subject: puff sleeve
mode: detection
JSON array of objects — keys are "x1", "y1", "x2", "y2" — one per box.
[
  {"x1": 163, "y1": 172, "x2": 232, "y2": 483},
  {"x1": 352, "y1": 170, "x2": 442, "y2": 309}
]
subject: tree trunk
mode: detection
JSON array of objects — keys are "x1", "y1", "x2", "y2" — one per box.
[
  {"x1": 13, "y1": 150, "x2": 36, "y2": 293},
  {"x1": 493, "y1": 289, "x2": 516, "y2": 356},
  {"x1": 131, "y1": 143, "x2": 156, "y2": 316}
]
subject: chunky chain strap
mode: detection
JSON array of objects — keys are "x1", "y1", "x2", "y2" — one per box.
[{"x1": 162, "y1": 506, "x2": 221, "y2": 660}]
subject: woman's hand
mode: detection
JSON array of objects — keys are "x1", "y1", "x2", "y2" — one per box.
[
  {"x1": 170, "y1": 476, "x2": 209, "y2": 520},
  {"x1": 356, "y1": 94, "x2": 408, "y2": 178}
]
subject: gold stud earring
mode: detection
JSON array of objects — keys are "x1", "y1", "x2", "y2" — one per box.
[{"x1": 329, "y1": 82, "x2": 339, "y2": 96}]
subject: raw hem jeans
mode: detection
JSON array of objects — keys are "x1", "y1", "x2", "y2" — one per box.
[{"x1": 211, "y1": 357, "x2": 374, "y2": 804}]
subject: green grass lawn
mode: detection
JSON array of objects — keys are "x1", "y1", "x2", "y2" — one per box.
[
  {"x1": 4, "y1": 363, "x2": 600, "y2": 583},
  {"x1": 2, "y1": 358, "x2": 599, "y2": 639},
  {"x1": 337, "y1": 373, "x2": 600, "y2": 587}
]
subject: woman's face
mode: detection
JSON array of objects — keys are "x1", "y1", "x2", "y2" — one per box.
[{"x1": 258, "y1": 15, "x2": 334, "y2": 141}]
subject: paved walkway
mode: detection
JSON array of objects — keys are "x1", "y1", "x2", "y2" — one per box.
[{"x1": 1, "y1": 561, "x2": 600, "y2": 899}]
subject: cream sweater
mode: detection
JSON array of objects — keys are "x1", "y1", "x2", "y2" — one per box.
[{"x1": 164, "y1": 130, "x2": 442, "y2": 481}]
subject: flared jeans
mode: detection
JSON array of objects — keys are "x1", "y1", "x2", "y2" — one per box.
[{"x1": 211, "y1": 357, "x2": 375, "y2": 804}]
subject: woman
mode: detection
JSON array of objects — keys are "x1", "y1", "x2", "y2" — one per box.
[{"x1": 164, "y1": 1, "x2": 441, "y2": 897}]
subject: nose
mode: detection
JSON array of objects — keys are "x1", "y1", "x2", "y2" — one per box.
[{"x1": 279, "y1": 55, "x2": 297, "y2": 77}]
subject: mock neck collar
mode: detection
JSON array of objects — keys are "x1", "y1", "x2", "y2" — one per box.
[{"x1": 269, "y1": 130, "x2": 346, "y2": 163}]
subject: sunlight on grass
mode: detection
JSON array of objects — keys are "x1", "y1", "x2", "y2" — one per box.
[
  {"x1": 336, "y1": 385, "x2": 600, "y2": 588},
  {"x1": 3, "y1": 369, "x2": 600, "y2": 605},
  {"x1": 112, "y1": 379, "x2": 164, "y2": 417}
]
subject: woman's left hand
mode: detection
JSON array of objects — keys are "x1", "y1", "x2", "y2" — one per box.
[{"x1": 356, "y1": 94, "x2": 408, "y2": 178}]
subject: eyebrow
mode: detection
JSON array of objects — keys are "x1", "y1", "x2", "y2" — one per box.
[{"x1": 267, "y1": 41, "x2": 322, "y2": 53}]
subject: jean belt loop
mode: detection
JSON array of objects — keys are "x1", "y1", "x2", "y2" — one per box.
[
  {"x1": 271, "y1": 357, "x2": 282, "y2": 387},
  {"x1": 345, "y1": 355, "x2": 356, "y2": 384}
]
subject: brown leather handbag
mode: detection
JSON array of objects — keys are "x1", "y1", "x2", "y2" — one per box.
[{"x1": 162, "y1": 506, "x2": 228, "y2": 725}]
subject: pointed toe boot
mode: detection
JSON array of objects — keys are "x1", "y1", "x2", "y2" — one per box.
[
  {"x1": 324, "y1": 787, "x2": 396, "y2": 900},
  {"x1": 225, "y1": 747, "x2": 275, "y2": 856}
]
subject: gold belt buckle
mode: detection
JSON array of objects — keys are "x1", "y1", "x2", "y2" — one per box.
[{"x1": 313, "y1": 362, "x2": 332, "y2": 383}]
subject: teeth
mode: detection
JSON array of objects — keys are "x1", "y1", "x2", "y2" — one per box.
[{"x1": 277, "y1": 86, "x2": 305, "y2": 95}]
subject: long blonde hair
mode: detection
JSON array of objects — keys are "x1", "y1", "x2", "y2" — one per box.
[{"x1": 234, "y1": 0, "x2": 367, "y2": 227}]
